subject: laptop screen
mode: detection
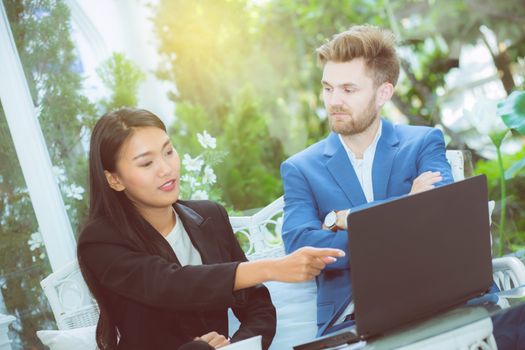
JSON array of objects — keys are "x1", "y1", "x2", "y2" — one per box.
[{"x1": 348, "y1": 175, "x2": 493, "y2": 338}]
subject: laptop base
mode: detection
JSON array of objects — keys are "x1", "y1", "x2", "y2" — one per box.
[{"x1": 293, "y1": 329, "x2": 360, "y2": 350}]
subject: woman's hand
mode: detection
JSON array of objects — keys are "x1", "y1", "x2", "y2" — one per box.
[
  {"x1": 194, "y1": 331, "x2": 230, "y2": 349},
  {"x1": 269, "y1": 247, "x2": 345, "y2": 283},
  {"x1": 409, "y1": 171, "x2": 442, "y2": 195},
  {"x1": 234, "y1": 247, "x2": 344, "y2": 290}
]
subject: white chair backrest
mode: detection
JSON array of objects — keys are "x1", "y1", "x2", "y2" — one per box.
[
  {"x1": 445, "y1": 150, "x2": 465, "y2": 182},
  {"x1": 492, "y1": 257, "x2": 525, "y2": 291},
  {"x1": 229, "y1": 196, "x2": 286, "y2": 260},
  {"x1": 40, "y1": 260, "x2": 99, "y2": 330}
]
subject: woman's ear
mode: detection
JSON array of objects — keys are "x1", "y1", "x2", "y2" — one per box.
[
  {"x1": 376, "y1": 82, "x2": 394, "y2": 107},
  {"x1": 104, "y1": 170, "x2": 125, "y2": 191}
]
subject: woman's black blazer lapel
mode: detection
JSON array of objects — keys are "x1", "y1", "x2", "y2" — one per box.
[{"x1": 174, "y1": 201, "x2": 225, "y2": 264}]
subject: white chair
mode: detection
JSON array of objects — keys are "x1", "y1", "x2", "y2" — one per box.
[
  {"x1": 492, "y1": 256, "x2": 525, "y2": 291},
  {"x1": 229, "y1": 196, "x2": 285, "y2": 260},
  {"x1": 40, "y1": 260, "x2": 99, "y2": 330}
]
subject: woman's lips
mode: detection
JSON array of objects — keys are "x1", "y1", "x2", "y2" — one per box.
[{"x1": 159, "y1": 179, "x2": 176, "y2": 192}]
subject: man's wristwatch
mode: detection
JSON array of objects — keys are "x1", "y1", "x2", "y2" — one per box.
[
  {"x1": 324, "y1": 209, "x2": 351, "y2": 232},
  {"x1": 324, "y1": 210, "x2": 339, "y2": 232}
]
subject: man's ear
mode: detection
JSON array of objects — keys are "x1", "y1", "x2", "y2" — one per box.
[
  {"x1": 376, "y1": 82, "x2": 394, "y2": 107},
  {"x1": 104, "y1": 170, "x2": 126, "y2": 192}
]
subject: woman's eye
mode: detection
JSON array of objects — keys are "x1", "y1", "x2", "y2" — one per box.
[
  {"x1": 167, "y1": 149, "x2": 174, "y2": 155},
  {"x1": 140, "y1": 161, "x2": 153, "y2": 167}
]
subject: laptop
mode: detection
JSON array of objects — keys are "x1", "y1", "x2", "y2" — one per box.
[{"x1": 294, "y1": 175, "x2": 493, "y2": 350}]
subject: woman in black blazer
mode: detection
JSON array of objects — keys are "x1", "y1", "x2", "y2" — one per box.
[{"x1": 77, "y1": 108, "x2": 344, "y2": 350}]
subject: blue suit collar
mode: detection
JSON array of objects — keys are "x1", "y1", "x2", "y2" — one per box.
[
  {"x1": 376, "y1": 118, "x2": 399, "y2": 147},
  {"x1": 372, "y1": 119, "x2": 399, "y2": 200},
  {"x1": 324, "y1": 132, "x2": 367, "y2": 207}
]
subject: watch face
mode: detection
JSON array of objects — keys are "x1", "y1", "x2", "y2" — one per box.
[{"x1": 324, "y1": 211, "x2": 337, "y2": 227}]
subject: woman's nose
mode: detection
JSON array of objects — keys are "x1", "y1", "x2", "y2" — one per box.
[{"x1": 158, "y1": 158, "x2": 172, "y2": 177}]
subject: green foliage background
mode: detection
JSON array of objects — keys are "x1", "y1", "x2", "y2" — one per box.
[
  {"x1": 476, "y1": 148, "x2": 525, "y2": 250},
  {"x1": 152, "y1": 0, "x2": 525, "y2": 210}
]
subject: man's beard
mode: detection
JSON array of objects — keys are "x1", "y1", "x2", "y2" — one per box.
[{"x1": 328, "y1": 95, "x2": 379, "y2": 136}]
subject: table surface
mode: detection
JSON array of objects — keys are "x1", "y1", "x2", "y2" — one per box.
[{"x1": 317, "y1": 286, "x2": 525, "y2": 350}]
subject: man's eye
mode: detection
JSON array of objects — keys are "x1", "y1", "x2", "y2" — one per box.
[
  {"x1": 344, "y1": 88, "x2": 354, "y2": 94},
  {"x1": 323, "y1": 87, "x2": 332, "y2": 92}
]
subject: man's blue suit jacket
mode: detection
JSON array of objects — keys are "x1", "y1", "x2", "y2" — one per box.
[{"x1": 280, "y1": 119, "x2": 454, "y2": 333}]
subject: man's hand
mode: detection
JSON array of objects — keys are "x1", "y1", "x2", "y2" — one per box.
[
  {"x1": 335, "y1": 209, "x2": 350, "y2": 230},
  {"x1": 410, "y1": 171, "x2": 442, "y2": 195},
  {"x1": 194, "y1": 331, "x2": 230, "y2": 349}
]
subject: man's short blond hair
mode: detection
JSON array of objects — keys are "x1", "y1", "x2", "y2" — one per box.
[{"x1": 316, "y1": 25, "x2": 400, "y2": 87}]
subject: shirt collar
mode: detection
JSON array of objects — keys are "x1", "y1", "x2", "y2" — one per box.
[{"x1": 338, "y1": 119, "x2": 382, "y2": 163}]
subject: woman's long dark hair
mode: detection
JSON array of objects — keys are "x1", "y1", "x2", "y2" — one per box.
[{"x1": 78, "y1": 107, "x2": 176, "y2": 349}]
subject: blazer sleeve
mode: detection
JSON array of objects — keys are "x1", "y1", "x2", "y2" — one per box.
[
  {"x1": 78, "y1": 220, "x2": 241, "y2": 312},
  {"x1": 416, "y1": 128, "x2": 454, "y2": 185},
  {"x1": 280, "y1": 159, "x2": 351, "y2": 270},
  {"x1": 214, "y1": 203, "x2": 276, "y2": 350}
]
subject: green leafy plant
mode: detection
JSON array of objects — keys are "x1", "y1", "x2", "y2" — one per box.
[
  {"x1": 499, "y1": 91, "x2": 525, "y2": 178},
  {"x1": 493, "y1": 90, "x2": 525, "y2": 256},
  {"x1": 169, "y1": 89, "x2": 285, "y2": 211},
  {"x1": 97, "y1": 52, "x2": 145, "y2": 109}
]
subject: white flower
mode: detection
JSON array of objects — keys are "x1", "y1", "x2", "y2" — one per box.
[
  {"x1": 465, "y1": 99, "x2": 509, "y2": 148},
  {"x1": 202, "y1": 166, "x2": 217, "y2": 185},
  {"x1": 182, "y1": 154, "x2": 204, "y2": 172},
  {"x1": 66, "y1": 184, "x2": 85, "y2": 200},
  {"x1": 28, "y1": 231, "x2": 44, "y2": 251},
  {"x1": 181, "y1": 174, "x2": 199, "y2": 189},
  {"x1": 197, "y1": 130, "x2": 216, "y2": 149},
  {"x1": 52, "y1": 166, "x2": 66, "y2": 183},
  {"x1": 191, "y1": 190, "x2": 209, "y2": 200},
  {"x1": 181, "y1": 175, "x2": 201, "y2": 189},
  {"x1": 465, "y1": 99, "x2": 507, "y2": 136}
]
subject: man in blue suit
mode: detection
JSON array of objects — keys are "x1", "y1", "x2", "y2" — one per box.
[{"x1": 280, "y1": 25, "x2": 454, "y2": 335}]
